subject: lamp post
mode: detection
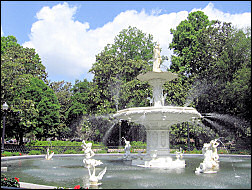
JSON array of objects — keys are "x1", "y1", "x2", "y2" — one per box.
[
  {"x1": 119, "y1": 119, "x2": 122, "y2": 148},
  {"x1": 187, "y1": 122, "x2": 190, "y2": 151},
  {"x1": 1, "y1": 102, "x2": 8, "y2": 153}
]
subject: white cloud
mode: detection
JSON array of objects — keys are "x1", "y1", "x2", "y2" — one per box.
[
  {"x1": 193, "y1": 2, "x2": 251, "y2": 29},
  {"x1": 22, "y1": 2, "x2": 251, "y2": 83}
]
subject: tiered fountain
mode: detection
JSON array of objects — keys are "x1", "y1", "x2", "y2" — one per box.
[{"x1": 114, "y1": 44, "x2": 202, "y2": 168}]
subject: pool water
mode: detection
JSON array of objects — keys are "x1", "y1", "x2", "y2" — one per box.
[{"x1": 2, "y1": 155, "x2": 251, "y2": 189}]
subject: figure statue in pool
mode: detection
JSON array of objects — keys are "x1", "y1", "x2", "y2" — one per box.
[
  {"x1": 195, "y1": 139, "x2": 220, "y2": 174},
  {"x1": 122, "y1": 137, "x2": 131, "y2": 159},
  {"x1": 82, "y1": 140, "x2": 107, "y2": 185},
  {"x1": 45, "y1": 147, "x2": 54, "y2": 160}
]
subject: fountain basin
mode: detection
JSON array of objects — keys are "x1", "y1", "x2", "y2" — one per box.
[
  {"x1": 1, "y1": 154, "x2": 250, "y2": 189},
  {"x1": 114, "y1": 106, "x2": 201, "y2": 127}
]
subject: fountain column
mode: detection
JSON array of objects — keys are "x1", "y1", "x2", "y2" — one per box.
[{"x1": 148, "y1": 79, "x2": 166, "y2": 107}]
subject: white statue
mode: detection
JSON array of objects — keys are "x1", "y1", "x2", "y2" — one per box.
[
  {"x1": 195, "y1": 139, "x2": 220, "y2": 174},
  {"x1": 153, "y1": 44, "x2": 162, "y2": 72},
  {"x1": 82, "y1": 140, "x2": 107, "y2": 185},
  {"x1": 45, "y1": 147, "x2": 54, "y2": 160},
  {"x1": 122, "y1": 137, "x2": 131, "y2": 159},
  {"x1": 161, "y1": 93, "x2": 167, "y2": 106},
  {"x1": 175, "y1": 147, "x2": 184, "y2": 160},
  {"x1": 147, "y1": 97, "x2": 153, "y2": 106}
]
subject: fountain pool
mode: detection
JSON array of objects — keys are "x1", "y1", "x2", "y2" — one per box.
[{"x1": 2, "y1": 155, "x2": 251, "y2": 189}]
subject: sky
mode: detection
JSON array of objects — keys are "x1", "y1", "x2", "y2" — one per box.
[{"x1": 1, "y1": 1, "x2": 251, "y2": 84}]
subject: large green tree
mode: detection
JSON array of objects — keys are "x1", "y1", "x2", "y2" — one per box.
[
  {"x1": 1, "y1": 36, "x2": 60, "y2": 143},
  {"x1": 89, "y1": 26, "x2": 156, "y2": 114},
  {"x1": 168, "y1": 11, "x2": 251, "y2": 148},
  {"x1": 50, "y1": 80, "x2": 73, "y2": 139},
  {"x1": 65, "y1": 79, "x2": 91, "y2": 137}
]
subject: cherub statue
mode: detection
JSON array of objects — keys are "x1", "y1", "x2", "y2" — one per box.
[
  {"x1": 82, "y1": 140, "x2": 95, "y2": 159},
  {"x1": 195, "y1": 139, "x2": 220, "y2": 174},
  {"x1": 210, "y1": 139, "x2": 220, "y2": 162},
  {"x1": 122, "y1": 137, "x2": 131, "y2": 159}
]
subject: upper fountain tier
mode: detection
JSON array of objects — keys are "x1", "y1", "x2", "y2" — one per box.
[
  {"x1": 114, "y1": 44, "x2": 202, "y2": 126},
  {"x1": 114, "y1": 106, "x2": 201, "y2": 129},
  {"x1": 137, "y1": 71, "x2": 178, "y2": 107}
]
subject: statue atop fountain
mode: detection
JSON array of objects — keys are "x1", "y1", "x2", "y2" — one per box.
[
  {"x1": 195, "y1": 139, "x2": 220, "y2": 174},
  {"x1": 122, "y1": 137, "x2": 131, "y2": 160},
  {"x1": 45, "y1": 147, "x2": 54, "y2": 160},
  {"x1": 153, "y1": 44, "x2": 162, "y2": 72},
  {"x1": 82, "y1": 140, "x2": 107, "y2": 185}
]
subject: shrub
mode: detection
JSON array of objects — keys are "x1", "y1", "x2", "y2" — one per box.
[
  {"x1": 96, "y1": 149, "x2": 107, "y2": 153},
  {"x1": 218, "y1": 149, "x2": 229, "y2": 154},
  {"x1": 1, "y1": 151, "x2": 13, "y2": 157},
  {"x1": 28, "y1": 150, "x2": 41, "y2": 155},
  {"x1": 64, "y1": 149, "x2": 77, "y2": 154},
  {"x1": 1, "y1": 174, "x2": 20, "y2": 188}
]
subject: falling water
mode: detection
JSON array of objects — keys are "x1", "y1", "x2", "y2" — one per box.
[
  {"x1": 204, "y1": 113, "x2": 249, "y2": 134},
  {"x1": 102, "y1": 121, "x2": 117, "y2": 145},
  {"x1": 203, "y1": 118, "x2": 230, "y2": 136},
  {"x1": 136, "y1": 113, "x2": 146, "y2": 125},
  {"x1": 193, "y1": 120, "x2": 217, "y2": 139},
  {"x1": 217, "y1": 138, "x2": 240, "y2": 178},
  {"x1": 184, "y1": 79, "x2": 210, "y2": 107},
  {"x1": 109, "y1": 76, "x2": 122, "y2": 112}
]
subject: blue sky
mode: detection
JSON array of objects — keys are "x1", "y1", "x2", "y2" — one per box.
[{"x1": 1, "y1": 1, "x2": 251, "y2": 84}]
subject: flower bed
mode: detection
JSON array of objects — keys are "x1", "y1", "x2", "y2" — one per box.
[{"x1": 1, "y1": 174, "x2": 20, "y2": 188}]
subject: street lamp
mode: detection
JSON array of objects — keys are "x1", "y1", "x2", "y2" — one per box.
[{"x1": 1, "y1": 102, "x2": 8, "y2": 153}]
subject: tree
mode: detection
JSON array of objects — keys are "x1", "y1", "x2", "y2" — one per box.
[
  {"x1": 50, "y1": 81, "x2": 73, "y2": 139},
  {"x1": 168, "y1": 11, "x2": 251, "y2": 148},
  {"x1": 66, "y1": 79, "x2": 91, "y2": 137},
  {"x1": 89, "y1": 26, "x2": 156, "y2": 114},
  {"x1": 19, "y1": 77, "x2": 60, "y2": 140},
  {"x1": 1, "y1": 36, "x2": 60, "y2": 143}
]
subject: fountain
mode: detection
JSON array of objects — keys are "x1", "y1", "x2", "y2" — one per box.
[
  {"x1": 81, "y1": 140, "x2": 107, "y2": 185},
  {"x1": 113, "y1": 44, "x2": 202, "y2": 168},
  {"x1": 195, "y1": 139, "x2": 220, "y2": 174}
]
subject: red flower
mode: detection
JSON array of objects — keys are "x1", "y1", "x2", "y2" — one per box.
[
  {"x1": 74, "y1": 185, "x2": 81, "y2": 189},
  {"x1": 14, "y1": 177, "x2": 19, "y2": 182},
  {"x1": 4, "y1": 178, "x2": 7, "y2": 180},
  {"x1": 19, "y1": 153, "x2": 22, "y2": 156}
]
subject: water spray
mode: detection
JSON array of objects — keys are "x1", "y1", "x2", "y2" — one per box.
[{"x1": 216, "y1": 137, "x2": 240, "y2": 178}]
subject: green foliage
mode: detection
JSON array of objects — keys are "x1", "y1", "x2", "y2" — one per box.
[
  {"x1": 26, "y1": 140, "x2": 105, "y2": 147},
  {"x1": 168, "y1": 11, "x2": 251, "y2": 147},
  {"x1": 130, "y1": 141, "x2": 146, "y2": 148},
  {"x1": 63, "y1": 149, "x2": 77, "y2": 154},
  {"x1": 89, "y1": 26, "x2": 155, "y2": 114},
  {"x1": 1, "y1": 174, "x2": 20, "y2": 188},
  {"x1": 28, "y1": 150, "x2": 41, "y2": 155},
  {"x1": 50, "y1": 81, "x2": 73, "y2": 139},
  {"x1": 1, "y1": 151, "x2": 22, "y2": 157},
  {"x1": 1, "y1": 35, "x2": 58, "y2": 143}
]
